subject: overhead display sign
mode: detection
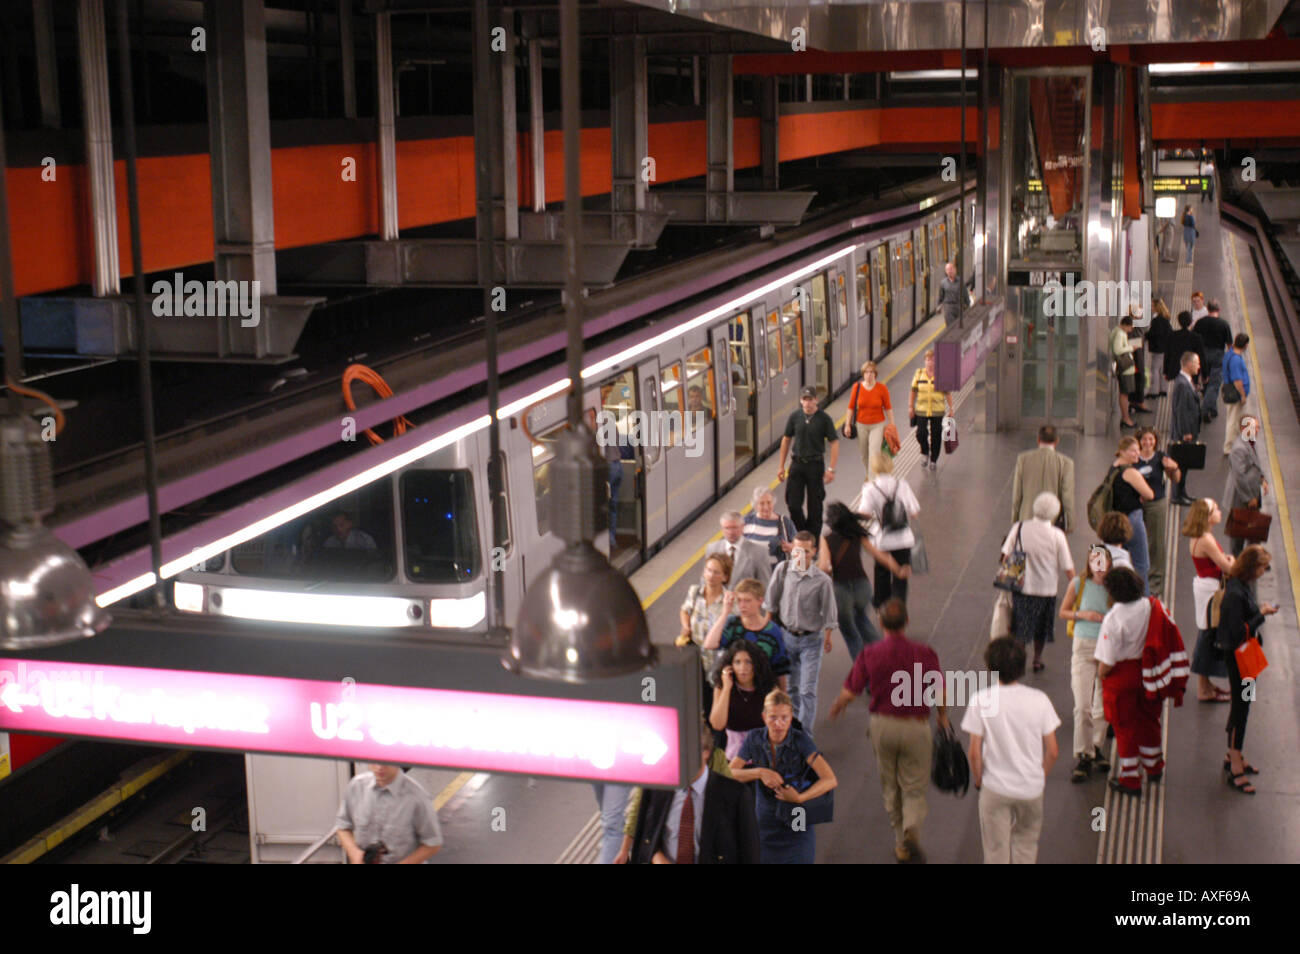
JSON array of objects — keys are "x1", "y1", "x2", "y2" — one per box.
[
  {"x1": 1152, "y1": 176, "x2": 1206, "y2": 193},
  {"x1": 0, "y1": 658, "x2": 681, "y2": 787}
]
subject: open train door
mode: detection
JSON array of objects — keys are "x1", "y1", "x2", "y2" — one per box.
[
  {"x1": 246, "y1": 755, "x2": 350, "y2": 863},
  {"x1": 635, "y1": 356, "x2": 668, "y2": 548}
]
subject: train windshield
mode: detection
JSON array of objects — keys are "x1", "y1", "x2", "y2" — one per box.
[
  {"x1": 402, "y1": 470, "x2": 481, "y2": 583},
  {"x1": 231, "y1": 480, "x2": 396, "y2": 582}
]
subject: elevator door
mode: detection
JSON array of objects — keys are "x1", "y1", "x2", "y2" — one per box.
[{"x1": 1019, "y1": 289, "x2": 1080, "y2": 425}]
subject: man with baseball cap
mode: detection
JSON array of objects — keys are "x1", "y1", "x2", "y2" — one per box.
[{"x1": 777, "y1": 386, "x2": 839, "y2": 538}]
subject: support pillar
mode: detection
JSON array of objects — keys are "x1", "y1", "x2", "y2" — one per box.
[
  {"x1": 339, "y1": 0, "x2": 356, "y2": 119},
  {"x1": 33, "y1": 0, "x2": 61, "y2": 129},
  {"x1": 706, "y1": 53, "x2": 733, "y2": 222},
  {"x1": 205, "y1": 0, "x2": 278, "y2": 292},
  {"x1": 526, "y1": 32, "x2": 545, "y2": 211},
  {"x1": 610, "y1": 35, "x2": 647, "y2": 216},
  {"x1": 1083, "y1": 64, "x2": 1121, "y2": 436},
  {"x1": 374, "y1": 11, "x2": 399, "y2": 240},
  {"x1": 77, "y1": 0, "x2": 119, "y2": 296},
  {"x1": 492, "y1": 9, "x2": 519, "y2": 241},
  {"x1": 760, "y1": 75, "x2": 779, "y2": 190}
]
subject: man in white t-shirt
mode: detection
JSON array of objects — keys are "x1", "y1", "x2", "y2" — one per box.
[{"x1": 961, "y1": 638, "x2": 1061, "y2": 863}]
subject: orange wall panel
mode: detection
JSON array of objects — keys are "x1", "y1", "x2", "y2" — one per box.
[
  {"x1": 8, "y1": 165, "x2": 91, "y2": 296},
  {"x1": 1152, "y1": 100, "x2": 1300, "y2": 141}
]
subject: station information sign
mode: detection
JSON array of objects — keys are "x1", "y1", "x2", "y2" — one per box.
[
  {"x1": 0, "y1": 658, "x2": 682, "y2": 787},
  {"x1": 1152, "y1": 176, "x2": 1206, "y2": 193}
]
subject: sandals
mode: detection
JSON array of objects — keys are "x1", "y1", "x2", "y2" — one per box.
[
  {"x1": 1224, "y1": 758, "x2": 1259, "y2": 776},
  {"x1": 1032, "y1": 659, "x2": 1046, "y2": 673},
  {"x1": 1198, "y1": 692, "x2": 1230, "y2": 704},
  {"x1": 1226, "y1": 769, "x2": 1256, "y2": 795}
]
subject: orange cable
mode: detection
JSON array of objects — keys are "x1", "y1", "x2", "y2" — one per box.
[
  {"x1": 6, "y1": 377, "x2": 66, "y2": 434},
  {"x1": 341, "y1": 364, "x2": 413, "y2": 445}
]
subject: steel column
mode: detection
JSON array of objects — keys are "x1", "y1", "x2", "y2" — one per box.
[
  {"x1": 339, "y1": 0, "x2": 356, "y2": 119},
  {"x1": 1084, "y1": 65, "x2": 1116, "y2": 436},
  {"x1": 375, "y1": 11, "x2": 399, "y2": 241},
  {"x1": 0, "y1": 76, "x2": 23, "y2": 410},
  {"x1": 706, "y1": 53, "x2": 733, "y2": 221},
  {"x1": 493, "y1": 9, "x2": 519, "y2": 241},
  {"x1": 610, "y1": 35, "x2": 648, "y2": 216},
  {"x1": 760, "y1": 75, "x2": 779, "y2": 190},
  {"x1": 561, "y1": 0, "x2": 583, "y2": 427},
  {"x1": 33, "y1": 0, "x2": 61, "y2": 129},
  {"x1": 527, "y1": 35, "x2": 546, "y2": 212},
  {"x1": 77, "y1": 0, "x2": 120, "y2": 297},
  {"x1": 205, "y1": 0, "x2": 278, "y2": 294}
]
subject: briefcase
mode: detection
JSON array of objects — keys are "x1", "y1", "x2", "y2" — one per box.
[
  {"x1": 1168, "y1": 441, "x2": 1207, "y2": 472},
  {"x1": 1226, "y1": 507, "x2": 1271, "y2": 543}
]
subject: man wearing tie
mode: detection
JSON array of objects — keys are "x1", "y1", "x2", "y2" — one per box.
[
  {"x1": 1169, "y1": 351, "x2": 1202, "y2": 505},
  {"x1": 706, "y1": 511, "x2": 772, "y2": 589},
  {"x1": 1224, "y1": 416, "x2": 1268, "y2": 557},
  {"x1": 620, "y1": 718, "x2": 760, "y2": 864}
]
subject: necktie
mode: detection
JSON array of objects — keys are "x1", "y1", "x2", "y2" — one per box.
[
  {"x1": 676, "y1": 788, "x2": 695, "y2": 865},
  {"x1": 728, "y1": 544, "x2": 736, "y2": 562}
]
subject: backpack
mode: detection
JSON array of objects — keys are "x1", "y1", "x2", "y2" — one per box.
[
  {"x1": 880, "y1": 480, "x2": 909, "y2": 534},
  {"x1": 1086, "y1": 468, "x2": 1120, "y2": 532}
]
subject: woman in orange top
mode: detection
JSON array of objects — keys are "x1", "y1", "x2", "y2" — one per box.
[{"x1": 843, "y1": 361, "x2": 895, "y2": 480}]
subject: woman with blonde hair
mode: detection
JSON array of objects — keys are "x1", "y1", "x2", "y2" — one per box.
[
  {"x1": 909, "y1": 349, "x2": 952, "y2": 470},
  {"x1": 678, "y1": 552, "x2": 733, "y2": 680},
  {"x1": 730, "y1": 688, "x2": 837, "y2": 863},
  {"x1": 845, "y1": 360, "x2": 895, "y2": 480},
  {"x1": 1059, "y1": 545, "x2": 1112, "y2": 781},
  {"x1": 857, "y1": 452, "x2": 921, "y2": 608},
  {"x1": 1107, "y1": 436, "x2": 1155, "y2": 593},
  {"x1": 1181, "y1": 499, "x2": 1234, "y2": 702}
]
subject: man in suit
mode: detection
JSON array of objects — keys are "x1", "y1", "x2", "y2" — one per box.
[
  {"x1": 621, "y1": 717, "x2": 760, "y2": 864},
  {"x1": 1169, "y1": 351, "x2": 1202, "y2": 505},
  {"x1": 1011, "y1": 425, "x2": 1075, "y2": 532},
  {"x1": 1193, "y1": 300, "x2": 1234, "y2": 423},
  {"x1": 1224, "y1": 415, "x2": 1268, "y2": 557},
  {"x1": 1162, "y1": 311, "x2": 1204, "y2": 387},
  {"x1": 706, "y1": 510, "x2": 772, "y2": 588}
]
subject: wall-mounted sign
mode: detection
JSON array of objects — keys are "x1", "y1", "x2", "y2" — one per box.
[
  {"x1": 1008, "y1": 271, "x2": 1080, "y2": 287},
  {"x1": 0, "y1": 659, "x2": 681, "y2": 787},
  {"x1": 1152, "y1": 176, "x2": 1205, "y2": 193}
]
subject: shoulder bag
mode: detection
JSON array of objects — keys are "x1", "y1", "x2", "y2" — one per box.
[
  {"x1": 1066, "y1": 576, "x2": 1088, "y2": 638},
  {"x1": 844, "y1": 384, "x2": 860, "y2": 439},
  {"x1": 769, "y1": 740, "x2": 834, "y2": 825},
  {"x1": 1235, "y1": 625, "x2": 1269, "y2": 681},
  {"x1": 1220, "y1": 379, "x2": 1241, "y2": 405},
  {"x1": 993, "y1": 523, "x2": 1027, "y2": 592}
]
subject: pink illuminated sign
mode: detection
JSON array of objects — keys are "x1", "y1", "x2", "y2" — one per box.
[{"x1": 0, "y1": 659, "x2": 680, "y2": 786}]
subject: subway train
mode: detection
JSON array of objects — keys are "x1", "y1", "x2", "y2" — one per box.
[{"x1": 170, "y1": 179, "x2": 976, "y2": 634}]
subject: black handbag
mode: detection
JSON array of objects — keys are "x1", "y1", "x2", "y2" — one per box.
[
  {"x1": 844, "y1": 382, "x2": 860, "y2": 439},
  {"x1": 931, "y1": 724, "x2": 970, "y2": 796},
  {"x1": 1168, "y1": 441, "x2": 1207, "y2": 472},
  {"x1": 774, "y1": 760, "x2": 834, "y2": 825},
  {"x1": 1220, "y1": 380, "x2": 1241, "y2": 404}
]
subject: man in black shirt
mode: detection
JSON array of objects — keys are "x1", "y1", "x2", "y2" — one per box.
[
  {"x1": 777, "y1": 386, "x2": 839, "y2": 537},
  {"x1": 1193, "y1": 300, "x2": 1233, "y2": 422},
  {"x1": 1162, "y1": 310, "x2": 1204, "y2": 389}
]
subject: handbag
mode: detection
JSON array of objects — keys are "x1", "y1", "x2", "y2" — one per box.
[
  {"x1": 770, "y1": 746, "x2": 834, "y2": 825},
  {"x1": 1115, "y1": 351, "x2": 1136, "y2": 374},
  {"x1": 941, "y1": 415, "x2": 958, "y2": 454},
  {"x1": 1168, "y1": 440, "x2": 1207, "y2": 472},
  {"x1": 910, "y1": 529, "x2": 930, "y2": 575},
  {"x1": 1234, "y1": 628, "x2": 1269, "y2": 681},
  {"x1": 1220, "y1": 380, "x2": 1241, "y2": 405},
  {"x1": 993, "y1": 523, "x2": 1026, "y2": 592},
  {"x1": 990, "y1": 589, "x2": 1014, "y2": 640},
  {"x1": 843, "y1": 383, "x2": 860, "y2": 439},
  {"x1": 1226, "y1": 507, "x2": 1271, "y2": 542},
  {"x1": 931, "y1": 724, "x2": 971, "y2": 796}
]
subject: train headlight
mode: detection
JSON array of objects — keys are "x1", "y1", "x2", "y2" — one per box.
[{"x1": 173, "y1": 581, "x2": 205, "y2": 613}]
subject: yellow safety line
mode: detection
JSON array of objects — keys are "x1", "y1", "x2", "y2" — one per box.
[
  {"x1": 639, "y1": 319, "x2": 948, "y2": 610},
  {"x1": 432, "y1": 771, "x2": 475, "y2": 812},
  {"x1": 1230, "y1": 236, "x2": 1300, "y2": 605},
  {"x1": 2, "y1": 749, "x2": 192, "y2": 864}
]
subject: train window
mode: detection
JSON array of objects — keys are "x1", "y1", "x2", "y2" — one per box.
[
  {"x1": 487, "y1": 452, "x2": 511, "y2": 557},
  {"x1": 232, "y1": 480, "x2": 396, "y2": 582},
  {"x1": 914, "y1": 233, "x2": 926, "y2": 281},
  {"x1": 660, "y1": 363, "x2": 683, "y2": 445},
  {"x1": 780, "y1": 298, "x2": 803, "y2": 367},
  {"x1": 836, "y1": 272, "x2": 848, "y2": 329},
  {"x1": 856, "y1": 263, "x2": 870, "y2": 318},
  {"x1": 729, "y1": 312, "x2": 752, "y2": 389},
  {"x1": 684, "y1": 347, "x2": 715, "y2": 420},
  {"x1": 713, "y1": 339, "x2": 730, "y2": 411},
  {"x1": 642, "y1": 373, "x2": 661, "y2": 466},
  {"x1": 401, "y1": 470, "x2": 481, "y2": 583},
  {"x1": 766, "y1": 310, "x2": 781, "y2": 378},
  {"x1": 531, "y1": 423, "x2": 563, "y2": 536},
  {"x1": 904, "y1": 242, "x2": 914, "y2": 287}
]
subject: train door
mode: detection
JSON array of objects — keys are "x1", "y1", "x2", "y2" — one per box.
[
  {"x1": 729, "y1": 311, "x2": 758, "y2": 473},
  {"x1": 834, "y1": 268, "x2": 851, "y2": 387},
  {"x1": 929, "y1": 222, "x2": 946, "y2": 315},
  {"x1": 771, "y1": 304, "x2": 800, "y2": 437},
  {"x1": 809, "y1": 272, "x2": 831, "y2": 400},
  {"x1": 890, "y1": 241, "x2": 911, "y2": 342},
  {"x1": 855, "y1": 256, "x2": 872, "y2": 366},
  {"x1": 752, "y1": 308, "x2": 773, "y2": 454},
  {"x1": 914, "y1": 227, "x2": 929, "y2": 324},
  {"x1": 871, "y1": 244, "x2": 890, "y2": 356},
  {"x1": 592, "y1": 369, "x2": 642, "y2": 559},
  {"x1": 634, "y1": 357, "x2": 668, "y2": 547},
  {"x1": 661, "y1": 350, "x2": 714, "y2": 530},
  {"x1": 711, "y1": 325, "x2": 736, "y2": 488}
]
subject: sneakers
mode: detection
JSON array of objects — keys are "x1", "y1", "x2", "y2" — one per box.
[
  {"x1": 1093, "y1": 746, "x2": 1111, "y2": 772},
  {"x1": 1071, "y1": 756, "x2": 1092, "y2": 783}
]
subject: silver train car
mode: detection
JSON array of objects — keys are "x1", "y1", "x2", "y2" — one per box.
[{"x1": 172, "y1": 183, "x2": 976, "y2": 633}]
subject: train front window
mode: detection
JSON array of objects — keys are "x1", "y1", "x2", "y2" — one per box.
[
  {"x1": 231, "y1": 480, "x2": 395, "y2": 582},
  {"x1": 402, "y1": 470, "x2": 481, "y2": 583}
]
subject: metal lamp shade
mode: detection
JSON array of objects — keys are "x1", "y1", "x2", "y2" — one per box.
[
  {"x1": 505, "y1": 541, "x2": 655, "y2": 682},
  {"x1": 0, "y1": 526, "x2": 110, "y2": 650}
]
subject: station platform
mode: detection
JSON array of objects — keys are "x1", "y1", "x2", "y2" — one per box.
[{"x1": 385, "y1": 196, "x2": 1300, "y2": 865}]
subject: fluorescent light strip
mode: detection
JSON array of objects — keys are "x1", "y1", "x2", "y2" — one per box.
[
  {"x1": 216, "y1": 587, "x2": 418, "y2": 628},
  {"x1": 97, "y1": 241, "x2": 867, "y2": 607}
]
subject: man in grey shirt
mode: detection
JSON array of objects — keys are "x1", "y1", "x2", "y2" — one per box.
[
  {"x1": 938, "y1": 262, "x2": 966, "y2": 326},
  {"x1": 764, "y1": 531, "x2": 838, "y2": 729},
  {"x1": 336, "y1": 764, "x2": 443, "y2": 864}
]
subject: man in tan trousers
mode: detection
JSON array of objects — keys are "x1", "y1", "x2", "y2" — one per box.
[
  {"x1": 830, "y1": 599, "x2": 949, "y2": 863},
  {"x1": 1011, "y1": 425, "x2": 1076, "y2": 532}
]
